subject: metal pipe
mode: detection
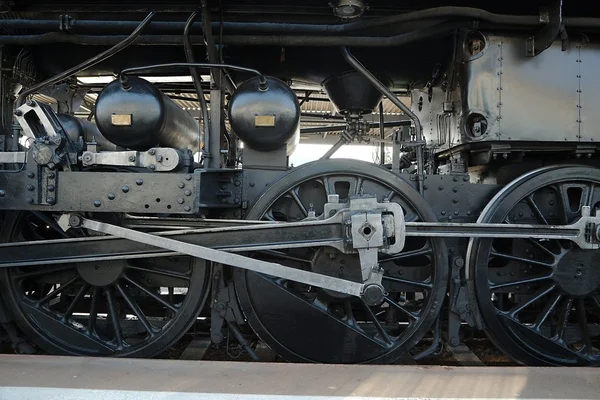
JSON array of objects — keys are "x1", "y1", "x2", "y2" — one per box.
[
  {"x1": 7, "y1": 7, "x2": 600, "y2": 35},
  {"x1": 319, "y1": 138, "x2": 346, "y2": 160},
  {"x1": 227, "y1": 321, "x2": 260, "y2": 361},
  {"x1": 341, "y1": 47, "x2": 425, "y2": 195},
  {"x1": 300, "y1": 120, "x2": 410, "y2": 134},
  {"x1": 379, "y1": 102, "x2": 385, "y2": 165},
  {"x1": 0, "y1": 22, "x2": 462, "y2": 47},
  {"x1": 15, "y1": 12, "x2": 156, "y2": 107},
  {"x1": 119, "y1": 62, "x2": 267, "y2": 89},
  {"x1": 184, "y1": 12, "x2": 210, "y2": 162}
]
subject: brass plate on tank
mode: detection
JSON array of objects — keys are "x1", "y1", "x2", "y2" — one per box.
[
  {"x1": 254, "y1": 115, "x2": 276, "y2": 127},
  {"x1": 111, "y1": 114, "x2": 132, "y2": 126}
]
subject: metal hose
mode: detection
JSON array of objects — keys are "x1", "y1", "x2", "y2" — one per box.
[{"x1": 15, "y1": 12, "x2": 156, "y2": 107}]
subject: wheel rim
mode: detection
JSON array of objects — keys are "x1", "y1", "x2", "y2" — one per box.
[
  {"x1": 235, "y1": 159, "x2": 448, "y2": 363},
  {"x1": 0, "y1": 211, "x2": 210, "y2": 357},
  {"x1": 468, "y1": 166, "x2": 600, "y2": 366}
]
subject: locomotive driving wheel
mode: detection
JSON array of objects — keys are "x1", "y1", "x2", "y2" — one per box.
[
  {"x1": 0, "y1": 211, "x2": 210, "y2": 357},
  {"x1": 234, "y1": 159, "x2": 448, "y2": 363},
  {"x1": 468, "y1": 166, "x2": 600, "y2": 366}
]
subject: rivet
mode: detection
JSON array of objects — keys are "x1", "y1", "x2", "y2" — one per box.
[
  {"x1": 441, "y1": 210, "x2": 446, "y2": 215},
  {"x1": 235, "y1": 197, "x2": 241, "y2": 204},
  {"x1": 467, "y1": 211, "x2": 472, "y2": 216},
  {"x1": 234, "y1": 180, "x2": 241, "y2": 186},
  {"x1": 454, "y1": 211, "x2": 459, "y2": 215},
  {"x1": 453, "y1": 177, "x2": 458, "y2": 182},
  {"x1": 47, "y1": 185, "x2": 55, "y2": 192},
  {"x1": 438, "y1": 185, "x2": 444, "y2": 191},
  {"x1": 177, "y1": 197, "x2": 184, "y2": 204},
  {"x1": 148, "y1": 148, "x2": 156, "y2": 155},
  {"x1": 178, "y1": 182, "x2": 185, "y2": 189},
  {"x1": 122, "y1": 185, "x2": 130, "y2": 193},
  {"x1": 453, "y1": 187, "x2": 458, "y2": 193},
  {"x1": 249, "y1": 182, "x2": 256, "y2": 187},
  {"x1": 27, "y1": 172, "x2": 35, "y2": 178},
  {"x1": 136, "y1": 178, "x2": 143, "y2": 186},
  {"x1": 184, "y1": 189, "x2": 191, "y2": 196},
  {"x1": 183, "y1": 206, "x2": 191, "y2": 212},
  {"x1": 47, "y1": 197, "x2": 55, "y2": 205},
  {"x1": 185, "y1": 174, "x2": 192, "y2": 181},
  {"x1": 26, "y1": 197, "x2": 34, "y2": 204},
  {"x1": 48, "y1": 172, "x2": 55, "y2": 179},
  {"x1": 148, "y1": 164, "x2": 156, "y2": 171},
  {"x1": 108, "y1": 193, "x2": 115, "y2": 200},
  {"x1": 26, "y1": 184, "x2": 34, "y2": 191},
  {"x1": 0, "y1": 190, "x2": 4, "y2": 197},
  {"x1": 93, "y1": 200, "x2": 101, "y2": 207}
]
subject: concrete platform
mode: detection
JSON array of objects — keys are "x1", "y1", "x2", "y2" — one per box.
[{"x1": 0, "y1": 355, "x2": 598, "y2": 399}]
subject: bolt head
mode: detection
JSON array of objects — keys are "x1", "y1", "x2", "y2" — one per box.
[
  {"x1": 128, "y1": 155, "x2": 136, "y2": 162},
  {"x1": 136, "y1": 179, "x2": 143, "y2": 186},
  {"x1": 148, "y1": 164, "x2": 156, "y2": 171},
  {"x1": 93, "y1": 200, "x2": 101, "y2": 207},
  {"x1": 122, "y1": 185, "x2": 130, "y2": 193},
  {"x1": 107, "y1": 193, "x2": 115, "y2": 200},
  {"x1": 148, "y1": 148, "x2": 156, "y2": 155},
  {"x1": 68, "y1": 215, "x2": 81, "y2": 227}
]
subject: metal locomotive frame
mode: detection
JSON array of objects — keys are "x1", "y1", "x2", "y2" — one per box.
[{"x1": 0, "y1": 0, "x2": 599, "y2": 366}]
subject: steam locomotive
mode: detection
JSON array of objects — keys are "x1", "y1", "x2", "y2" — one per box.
[{"x1": 0, "y1": 0, "x2": 599, "y2": 366}]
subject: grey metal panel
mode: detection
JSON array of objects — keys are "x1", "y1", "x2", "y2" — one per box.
[
  {"x1": 579, "y1": 43, "x2": 600, "y2": 142},
  {"x1": 462, "y1": 34, "x2": 580, "y2": 142},
  {"x1": 423, "y1": 32, "x2": 600, "y2": 154}
]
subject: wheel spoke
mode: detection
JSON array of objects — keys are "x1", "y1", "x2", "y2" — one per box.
[
  {"x1": 489, "y1": 274, "x2": 553, "y2": 290},
  {"x1": 87, "y1": 287, "x2": 99, "y2": 336},
  {"x1": 555, "y1": 298, "x2": 573, "y2": 343},
  {"x1": 505, "y1": 285, "x2": 555, "y2": 317},
  {"x1": 123, "y1": 275, "x2": 178, "y2": 312},
  {"x1": 116, "y1": 282, "x2": 157, "y2": 337},
  {"x1": 590, "y1": 296, "x2": 600, "y2": 317},
  {"x1": 36, "y1": 276, "x2": 81, "y2": 305},
  {"x1": 13, "y1": 264, "x2": 75, "y2": 280},
  {"x1": 355, "y1": 177, "x2": 364, "y2": 195},
  {"x1": 532, "y1": 292, "x2": 562, "y2": 330},
  {"x1": 289, "y1": 189, "x2": 308, "y2": 217},
  {"x1": 360, "y1": 299, "x2": 393, "y2": 345},
  {"x1": 490, "y1": 250, "x2": 555, "y2": 269},
  {"x1": 526, "y1": 194, "x2": 549, "y2": 225},
  {"x1": 383, "y1": 296, "x2": 418, "y2": 320},
  {"x1": 256, "y1": 250, "x2": 312, "y2": 264},
  {"x1": 62, "y1": 283, "x2": 90, "y2": 321},
  {"x1": 577, "y1": 298, "x2": 593, "y2": 353},
  {"x1": 105, "y1": 287, "x2": 126, "y2": 349},
  {"x1": 525, "y1": 238, "x2": 557, "y2": 258},
  {"x1": 382, "y1": 275, "x2": 432, "y2": 289},
  {"x1": 126, "y1": 265, "x2": 191, "y2": 281},
  {"x1": 382, "y1": 247, "x2": 433, "y2": 262}
]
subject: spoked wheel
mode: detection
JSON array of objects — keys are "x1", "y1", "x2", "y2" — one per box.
[
  {"x1": 0, "y1": 211, "x2": 210, "y2": 357},
  {"x1": 234, "y1": 159, "x2": 448, "y2": 363},
  {"x1": 467, "y1": 166, "x2": 600, "y2": 366}
]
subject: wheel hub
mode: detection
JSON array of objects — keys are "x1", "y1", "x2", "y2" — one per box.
[
  {"x1": 77, "y1": 261, "x2": 125, "y2": 286},
  {"x1": 554, "y1": 248, "x2": 600, "y2": 296},
  {"x1": 311, "y1": 249, "x2": 362, "y2": 298}
]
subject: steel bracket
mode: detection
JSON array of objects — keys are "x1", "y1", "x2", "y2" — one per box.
[{"x1": 526, "y1": 0, "x2": 563, "y2": 57}]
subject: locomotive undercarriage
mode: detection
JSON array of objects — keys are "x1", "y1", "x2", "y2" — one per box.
[{"x1": 1, "y1": 0, "x2": 600, "y2": 366}]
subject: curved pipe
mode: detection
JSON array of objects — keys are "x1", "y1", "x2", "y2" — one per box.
[
  {"x1": 119, "y1": 62, "x2": 267, "y2": 89},
  {"x1": 15, "y1": 12, "x2": 155, "y2": 107},
  {"x1": 341, "y1": 46, "x2": 425, "y2": 195},
  {"x1": 0, "y1": 22, "x2": 462, "y2": 47}
]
